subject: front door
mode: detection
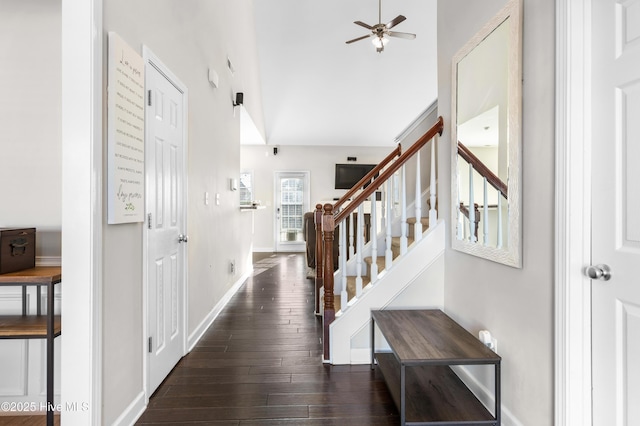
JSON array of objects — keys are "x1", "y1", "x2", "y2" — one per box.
[
  {"x1": 591, "y1": 0, "x2": 640, "y2": 423},
  {"x1": 274, "y1": 171, "x2": 309, "y2": 252},
  {"x1": 144, "y1": 50, "x2": 187, "y2": 395}
]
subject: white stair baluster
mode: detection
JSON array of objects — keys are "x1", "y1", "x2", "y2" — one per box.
[
  {"x1": 414, "y1": 150, "x2": 423, "y2": 241},
  {"x1": 400, "y1": 165, "x2": 408, "y2": 255},
  {"x1": 340, "y1": 219, "x2": 348, "y2": 311},
  {"x1": 429, "y1": 136, "x2": 438, "y2": 225},
  {"x1": 497, "y1": 196, "x2": 503, "y2": 249},
  {"x1": 458, "y1": 210, "x2": 465, "y2": 240},
  {"x1": 393, "y1": 172, "x2": 400, "y2": 218},
  {"x1": 355, "y1": 204, "x2": 364, "y2": 297},
  {"x1": 380, "y1": 183, "x2": 386, "y2": 229},
  {"x1": 468, "y1": 163, "x2": 476, "y2": 242},
  {"x1": 385, "y1": 179, "x2": 393, "y2": 269},
  {"x1": 456, "y1": 182, "x2": 464, "y2": 240},
  {"x1": 370, "y1": 192, "x2": 378, "y2": 284}
]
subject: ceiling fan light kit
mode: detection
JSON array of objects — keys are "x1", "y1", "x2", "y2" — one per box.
[
  {"x1": 346, "y1": 0, "x2": 416, "y2": 53},
  {"x1": 372, "y1": 35, "x2": 388, "y2": 51}
]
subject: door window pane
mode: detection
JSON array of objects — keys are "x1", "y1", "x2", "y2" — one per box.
[{"x1": 280, "y1": 178, "x2": 304, "y2": 242}]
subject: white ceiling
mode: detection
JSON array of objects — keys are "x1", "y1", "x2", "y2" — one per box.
[{"x1": 252, "y1": 0, "x2": 438, "y2": 147}]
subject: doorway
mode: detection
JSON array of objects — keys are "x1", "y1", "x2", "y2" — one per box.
[
  {"x1": 589, "y1": 0, "x2": 640, "y2": 423},
  {"x1": 556, "y1": 0, "x2": 640, "y2": 424},
  {"x1": 274, "y1": 171, "x2": 310, "y2": 252},
  {"x1": 143, "y1": 47, "x2": 188, "y2": 396}
]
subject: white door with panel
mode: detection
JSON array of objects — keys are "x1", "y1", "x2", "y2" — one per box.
[
  {"x1": 145, "y1": 52, "x2": 187, "y2": 395},
  {"x1": 591, "y1": 0, "x2": 640, "y2": 424},
  {"x1": 274, "y1": 172, "x2": 309, "y2": 252}
]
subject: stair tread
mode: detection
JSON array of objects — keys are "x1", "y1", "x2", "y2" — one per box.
[
  {"x1": 391, "y1": 236, "x2": 415, "y2": 247},
  {"x1": 364, "y1": 256, "x2": 386, "y2": 269},
  {"x1": 345, "y1": 275, "x2": 371, "y2": 299},
  {"x1": 406, "y1": 217, "x2": 430, "y2": 226}
]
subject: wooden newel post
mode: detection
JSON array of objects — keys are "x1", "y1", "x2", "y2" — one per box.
[
  {"x1": 314, "y1": 204, "x2": 323, "y2": 316},
  {"x1": 322, "y1": 203, "x2": 335, "y2": 361}
]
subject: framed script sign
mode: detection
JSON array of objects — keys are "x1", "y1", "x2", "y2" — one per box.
[{"x1": 107, "y1": 32, "x2": 145, "y2": 224}]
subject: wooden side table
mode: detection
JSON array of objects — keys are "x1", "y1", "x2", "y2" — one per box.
[{"x1": 0, "y1": 266, "x2": 62, "y2": 426}]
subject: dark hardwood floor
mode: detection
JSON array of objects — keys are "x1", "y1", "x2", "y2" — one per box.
[
  {"x1": 136, "y1": 253, "x2": 399, "y2": 425},
  {"x1": 0, "y1": 416, "x2": 59, "y2": 426}
]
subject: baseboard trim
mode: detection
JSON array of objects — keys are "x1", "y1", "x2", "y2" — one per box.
[
  {"x1": 187, "y1": 269, "x2": 251, "y2": 351},
  {"x1": 453, "y1": 365, "x2": 523, "y2": 426},
  {"x1": 112, "y1": 390, "x2": 145, "y2": 426},
  {"x1": 350, "y1": 348, "x2": 371, "y2": 364},
  {"x1": 36, "y1": 256, "x2": 62, "y2": 267},
  {"x1": 252, "y1": 247, "x2": 275, "y2": 253}
]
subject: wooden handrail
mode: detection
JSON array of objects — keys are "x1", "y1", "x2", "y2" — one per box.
[
  {"x1": 317, "y1": 116, "x2": 443, "y2": 361},
  {"x1": 333, "y1": 145, "x2": 402, "y2": 211},
  {"x1": 457, "y1": 141, "x2": 508, "y2": 199},
  {"x1": 334, "y1": 116, "x2": 444, "y2": 225}
]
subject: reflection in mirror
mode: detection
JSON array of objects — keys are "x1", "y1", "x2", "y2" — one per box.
[
  {"x1": 240, "y1": 171, "x2": 253, "y2": 206},
  {"x1": 451, "y1": 0, "x2": 522, "y2": 268}
]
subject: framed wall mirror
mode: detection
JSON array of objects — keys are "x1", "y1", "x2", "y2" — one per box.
[{"x1": 450, "y1": 0, "x2": 523, "y2": 268}]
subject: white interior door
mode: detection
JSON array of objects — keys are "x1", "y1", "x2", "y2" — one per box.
[
  {"x1": 591, "y1": 0, "x2": 640, "y2": 423},
  {"x1": 145, "y1": 51, "x2": 187, "y2": 395},
  {"x1": 274, "y1": 171, "x2": 309, "y2": 252}
]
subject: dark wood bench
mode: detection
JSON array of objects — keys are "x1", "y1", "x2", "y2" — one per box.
[{"x1": 371, "y1": 309, "x2": 501, "y2": 425}]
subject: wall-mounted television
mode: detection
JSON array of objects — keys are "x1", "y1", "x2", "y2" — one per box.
[{"x1": 334, "y1": 163, "x2": 376, "y2": 190}]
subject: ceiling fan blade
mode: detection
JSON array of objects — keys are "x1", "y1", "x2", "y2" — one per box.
[
  {"x1": 346, "y1": 34, "x2": 373, "y2": 44},
  {"x1": 354, "y1": 21, "x2": 373, "y2": 30},
  {"x1": 388, "y1": 31, "x2": 416, "y2": 40},
  {"x1": 386, "y1": 15, "x2": 406, "y2": 29}
]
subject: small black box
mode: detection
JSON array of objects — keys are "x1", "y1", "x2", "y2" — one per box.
[{"x1": 0, "y1": 228, "x2": 36, "y2": 274}]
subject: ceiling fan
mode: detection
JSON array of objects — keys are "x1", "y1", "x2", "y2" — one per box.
[{"x1": 345, "y1": 0, "x2": 416, "y2": 53}]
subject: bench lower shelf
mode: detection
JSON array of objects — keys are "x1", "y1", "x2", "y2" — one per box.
[
  {"x1": 0, "y1": 315, "x2": 62, "y2": 339},
  {"x1": 375, "y1": 352, "x2": 496, "y2": 425}
]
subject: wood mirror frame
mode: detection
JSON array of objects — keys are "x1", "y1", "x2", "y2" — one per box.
[{"x1": 450, "y1": 0, "x2": 523, "y2": 268}]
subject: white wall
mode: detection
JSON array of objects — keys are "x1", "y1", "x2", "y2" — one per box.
[
  {"x1": 241, "y1": 145, "x2": 395, "y2": 251},
  {"x1": 0, "y1": 0, "x2": 62, "y2": 257},
  {"x1": 102, "y1": 1, "x2": 262, "y2": 423},
  {"x1": 0, "y1": 0, "x2": 63, "y2": 406},
  {"x1": 438, "y1": 0, "x2": 555, "y2": 424}
]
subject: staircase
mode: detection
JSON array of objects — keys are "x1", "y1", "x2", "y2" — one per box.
[
  {"x1": 329, "y1": 220, "x2": 445, "y2": 364},
  {"x1": 334, "y1": 215, "x2": 433, "y2": 312},
  {"x1": 314, "y1": 115, "x2": 446, "y2": 364}
]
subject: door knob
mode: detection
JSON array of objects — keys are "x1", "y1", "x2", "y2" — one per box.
[
  {"x1": 178, "y1": 234, "x2": 189, "y2": 243},
  {"x1": 586, "y1": 264, "x2": 611, "y2": 281}
]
